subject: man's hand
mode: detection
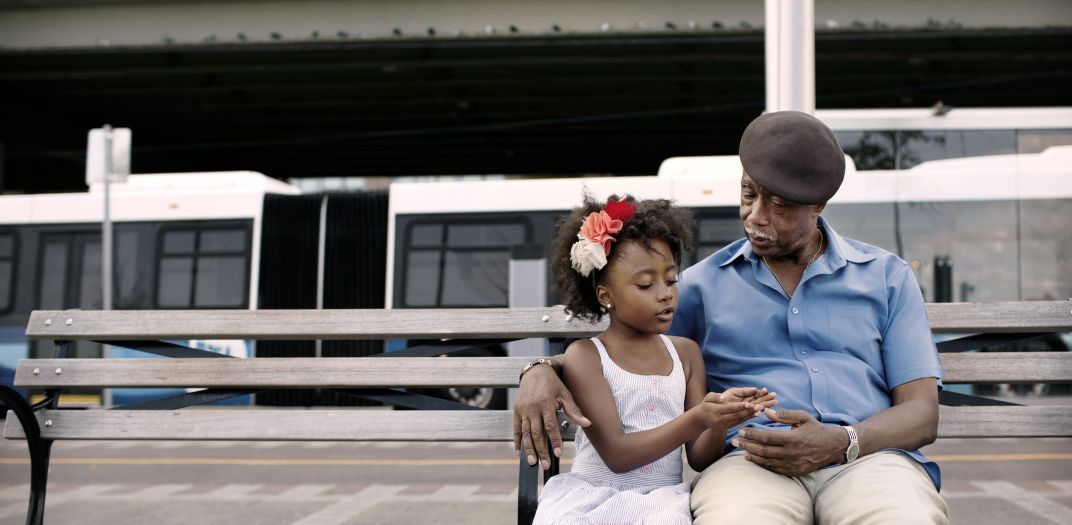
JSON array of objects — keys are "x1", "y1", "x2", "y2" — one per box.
[
  {"x1": 731, "y1": 408, "x2": 846, "y2": 477},
  {"x1": 512, "y1": 364, "x2": 591, "y2": 470}
]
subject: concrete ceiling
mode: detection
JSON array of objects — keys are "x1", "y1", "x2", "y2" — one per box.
[{"x1": 1, "y1": 28, "x2": 1070, "y2": 193}]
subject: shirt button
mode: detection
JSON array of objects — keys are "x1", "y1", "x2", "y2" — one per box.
[
  {"x1": 811, "y1": 367, "x2": 819, "y2": 373},
  {"x1": 792, "y1": 307, "x2": 800, "y2": 314},
  {"x1": 801, "y1": 350, "x2": 808, "y2": 355}
]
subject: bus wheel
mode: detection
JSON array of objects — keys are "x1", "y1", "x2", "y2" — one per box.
[{"x1": 446, "y1": 386, "x2": 505, "y2": 409}]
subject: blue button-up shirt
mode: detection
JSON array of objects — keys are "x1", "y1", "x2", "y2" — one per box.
[{"x1": 669, "y1": 217, "x2": 943, "y2": 488}]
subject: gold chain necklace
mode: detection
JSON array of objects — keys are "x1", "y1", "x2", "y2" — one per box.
[{"x1": 763, "y1": 227, "x2": 824, "y2": 299}]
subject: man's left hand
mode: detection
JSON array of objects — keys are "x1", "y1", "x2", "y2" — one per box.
[{"x1": 732, "y1": 408, "x2": 846, "y2": 477}]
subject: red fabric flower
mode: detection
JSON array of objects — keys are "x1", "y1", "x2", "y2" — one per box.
[
  {"x1": 579, "y1": 211, "x2": 623, "y2": 255},
  {"x1": 604, "y1": 198, "x2": 636, "y2": 223}
]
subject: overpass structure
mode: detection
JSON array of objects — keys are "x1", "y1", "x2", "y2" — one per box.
[{"x1": 0, "y1": 0, "x2": 1069, "y2": 191}]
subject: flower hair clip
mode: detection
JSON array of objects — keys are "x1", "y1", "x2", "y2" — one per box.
[{"x1": 570, "y1": 198, "x2": 637, "y2": 277}]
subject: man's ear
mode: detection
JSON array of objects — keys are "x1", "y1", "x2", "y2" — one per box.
[{"x1": 812, "y1": 202, "x2": 826, "y2": 217}]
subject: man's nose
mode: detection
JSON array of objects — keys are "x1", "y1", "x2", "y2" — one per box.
[{"x1": 747, "y1": 200, "x2": 769, "y2": 225}]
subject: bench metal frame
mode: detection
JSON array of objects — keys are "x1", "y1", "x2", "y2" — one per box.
[{"x1": 2, "y1": 301, "x2": 1071, "y2": 525}]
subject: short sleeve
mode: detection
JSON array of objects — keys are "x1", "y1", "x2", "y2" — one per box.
[{"x1": 881, "y1": 263, "x2": 944, "y2": 389}]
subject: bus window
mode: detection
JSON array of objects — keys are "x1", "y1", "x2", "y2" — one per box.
[
  {"x1": 898, "y1": 130, "x2": 1016, "y2": 169},
  {"x1": 694, "y1": 214, "x2": 742, "y2": 263},
  {"x1": 39, "y1": 238, "x2": 70, "y2": 310},
  {"x1": 157, "y1": 225, "x2": 250, "y2": 308},
  {"x1": 35, "y1": 232, "x2": 104, "y2": 359},
  {"x1": 899, "y1": 200, "x2": 1019, "y2": 302},
  {"x1": 401, "y1": 220, "x2": 529, "y2": 307},
  {"x1": 822, "y1": 203, "x2": 900, "y2": 257},
  {"x1": 1019, "y1": 198, "x2": 1072, "y2": 301},
  {"x1": 78, "y1": 239, "x2": 102, "y2": 309},
  {"x1": 0, "y1": 232, "x2": 13, "y2": 314},
  {"x1": 1018, "y1": 129, "x2": 1072, "y2": 154},
  {"x1": 114, "y1": 227, "x2": 152, "y2": 309},
  {"x1": 835, "y1": 131, "x2": 896, "y2": 170}
]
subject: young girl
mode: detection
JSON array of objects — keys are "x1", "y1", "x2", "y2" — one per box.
[{"x1": 533, "y1": 194, "x2": 777, "y2": 524}]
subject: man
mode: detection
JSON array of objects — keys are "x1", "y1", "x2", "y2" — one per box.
[{"x1": 514, "y1": 111, "x2": 948, "y2": 523}]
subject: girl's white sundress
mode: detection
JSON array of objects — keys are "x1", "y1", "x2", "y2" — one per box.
[{"x1": 533, "y1": 335, "x2": 692, "y2": 525}]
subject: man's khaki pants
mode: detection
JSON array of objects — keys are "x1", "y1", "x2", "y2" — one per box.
[{"x1": 691, "y1": 451, "x2": 949, "y2": 524}]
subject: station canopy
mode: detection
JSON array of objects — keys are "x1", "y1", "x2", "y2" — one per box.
[{"x1": 1, "y1": 28, "x2": 1069, "y2": 193}]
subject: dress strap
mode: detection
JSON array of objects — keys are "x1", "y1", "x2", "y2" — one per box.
[
  {"x1": 658, "y1": 334, "x2": 681, "y2": 364},
  {"x1": 589, "y1": 337, "x2": 611, "y2": 362}
]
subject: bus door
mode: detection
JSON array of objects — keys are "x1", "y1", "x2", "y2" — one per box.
[{"x1": 32, "y1": 231, "x2": 103, "y2": 405}]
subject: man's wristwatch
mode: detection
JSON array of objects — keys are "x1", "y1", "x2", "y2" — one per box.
[
  {"x1": 519, "y1": 357, "x2": 558, "y2": 382},
  {"x1": 843, "y1": 425, "x2": 860, "y2": 464}
]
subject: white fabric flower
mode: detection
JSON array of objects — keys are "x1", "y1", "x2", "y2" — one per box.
[{"x1": 570, "y1": 237, "x2": 608, "y2": 277}]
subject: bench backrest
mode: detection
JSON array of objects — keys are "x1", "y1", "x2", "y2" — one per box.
[{"x1": 7, "y1": 301, "x2": 1072, "y2": 441}]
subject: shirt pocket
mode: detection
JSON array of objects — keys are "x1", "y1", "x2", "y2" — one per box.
[{"x1": 823, "y1": 302, "x2": 883, "y2": 357}]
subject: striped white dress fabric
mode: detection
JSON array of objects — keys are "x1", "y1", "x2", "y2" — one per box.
[{"x1": 533, "y1": 335, "x2": 692, "y2": 524}]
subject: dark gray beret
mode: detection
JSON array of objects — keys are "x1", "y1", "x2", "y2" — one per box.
[{"x1": 738, "y1": 111, "x2": 845, "y2": 204}]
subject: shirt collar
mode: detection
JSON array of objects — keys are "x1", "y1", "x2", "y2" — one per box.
[{"x1": 718, "y1": 216, "x2": 875, "y2": 268}]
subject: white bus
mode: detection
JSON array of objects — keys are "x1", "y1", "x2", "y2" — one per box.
[
  {"x1": 387, "y1": 146, "x2": 1072, "y2": 310},
  {"x1": 385, "y1": 107, "x2": 1072, "y2": 406},
  {"x1": 387, "y1": 107, "x2": 1072, "y2": 311},
  {"x1": 0, "y1": 172, "x2": 301, "y2": 405}
]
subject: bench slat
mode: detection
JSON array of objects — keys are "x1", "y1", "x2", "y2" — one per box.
[
  {"x1": 25, "y1": 308, "x2": 601, "y2": 340},
  {"x1": 25, "y1": 301, "x2": 1072, "y2": 340},
  {"x1": 3, "y1": 407, "x2": 1066, "y2": 440},
  {"x1": 14, "y1": 357, "x2": 535, "y2": 388},
  {"x1": 939, "y1": 352, "x2": 1072, "y2": 384},
  {"x1": 927, "y1": 301, "x2": 1072, "y2": 333},
  {"x1": 937, "y1": 405, "x2": 1072, "y2": 437},
  {"x1": 3, "y1": 409, "x2": 576, "y2": 442},
  {"x1": 15, "y1": 353, "x2": 1071, "y2": 388}
]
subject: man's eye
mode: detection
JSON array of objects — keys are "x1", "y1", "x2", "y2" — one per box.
[
  {"x1": 637, "y1": 284, "x2": 652, "y2": 290},
  {"x1": 667, "y1": 279, "x2": 679, "y2": 287}
]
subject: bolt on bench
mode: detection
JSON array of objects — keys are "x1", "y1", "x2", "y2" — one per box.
[{"x1": 2, "y1": 301, "x2": 1072, "y2": 525}]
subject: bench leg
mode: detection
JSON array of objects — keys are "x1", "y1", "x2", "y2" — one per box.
[
  {"x1": 517, "y1": 442, "x2": 540, "y2": 525},
  {"x1": 517, "y1": 437, "x2": 562, "y2": 525},
  {"x1": 0, "y1": 386, "x2": 51, "y2": 525}
]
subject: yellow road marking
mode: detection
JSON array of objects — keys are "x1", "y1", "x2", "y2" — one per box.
[
  {"x1": 0, "y1": 457, "x2": 529, "y2": 467},
  {"x1": 0, "y1": 453, "x2": 1069, "y2": 467},
  {"x1": 928, "y1": 453, "x2": 1072, "y2": 462}
]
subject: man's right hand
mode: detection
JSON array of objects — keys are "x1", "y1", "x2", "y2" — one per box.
[{"x1": 513, "y1": 362, "x2": 591, "y2": 469}]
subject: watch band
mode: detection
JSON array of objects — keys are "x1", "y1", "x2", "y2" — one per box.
[
  {"x1": 844, "y1": 425, "x2": 860, "y2": 463},
  {"x1": 518, "y1": 357, "x2": 557, "y2": 382}
]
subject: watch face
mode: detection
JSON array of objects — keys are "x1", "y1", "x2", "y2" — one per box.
[{"x1": 846, "y1": 443, "x2": 860, "y2": 462}]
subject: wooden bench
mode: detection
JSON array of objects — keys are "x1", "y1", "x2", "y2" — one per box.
[{"x1": 2, "y1": 301, "x2": 1072, "y2": 525}]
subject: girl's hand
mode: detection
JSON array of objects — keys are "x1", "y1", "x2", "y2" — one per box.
[
  {"x1": 744, "y1": 388, "x2": 779, "y2": 417},
  {"x1": 697, "y1": 387, "x2": 778, "y2": 429}
]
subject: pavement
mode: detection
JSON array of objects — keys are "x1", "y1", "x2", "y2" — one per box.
[{"x1": 0, "y1": 437, "x2": 1069, "y2": 524}]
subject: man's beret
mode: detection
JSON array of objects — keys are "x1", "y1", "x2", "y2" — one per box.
[{"x1": 738, "y1": 111, "x2": 845, "y2": 204}]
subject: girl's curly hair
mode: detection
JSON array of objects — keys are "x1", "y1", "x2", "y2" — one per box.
[{"x1": 551, "y1": 192, "x2": 695, "y2": 321}]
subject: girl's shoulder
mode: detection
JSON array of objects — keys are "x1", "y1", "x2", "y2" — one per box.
[
  {"x1": 665, "y1": 335, "x2": 701, "y2": 358},
  {"x1": 665, "y1": 335, "x2": 703, "y2": 375},
  {"x1": 563, "y1": 338, "x2": 602, "y2": 369}
]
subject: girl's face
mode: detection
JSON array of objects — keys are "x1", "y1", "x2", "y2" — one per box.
[{"x1": 597, "y1": 238, "x2": 679, "y2": 334}]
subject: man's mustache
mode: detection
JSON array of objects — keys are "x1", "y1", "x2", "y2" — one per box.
[{"x1": 743, "y1": 224, "x2": 777, "y2": 243}]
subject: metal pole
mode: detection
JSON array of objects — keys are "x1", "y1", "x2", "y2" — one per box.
[
  {"x1": 765, "y1": 0, "x2": 815, "y2": 114},
  {"x1": 315, "y1": 195, "x2": 328, "y2": 359},
  {"x1": 101, "y1": 125, "x2": 114, "y2": 408}
]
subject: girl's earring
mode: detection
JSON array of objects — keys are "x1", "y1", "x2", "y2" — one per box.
[{"x1": 606, "y1": 303, "x2": 613, "y2": 309}]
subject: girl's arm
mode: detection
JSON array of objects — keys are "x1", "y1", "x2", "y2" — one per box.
[
  {"x1": 679, "y1": 337, "x2": 726, "y2": 472},
  {"x1": 562, "y1": 338, "x2": 770, "y2": 474},
  {"x1": 675, "y1": 337, "x2": 776, "y2": 472}
]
